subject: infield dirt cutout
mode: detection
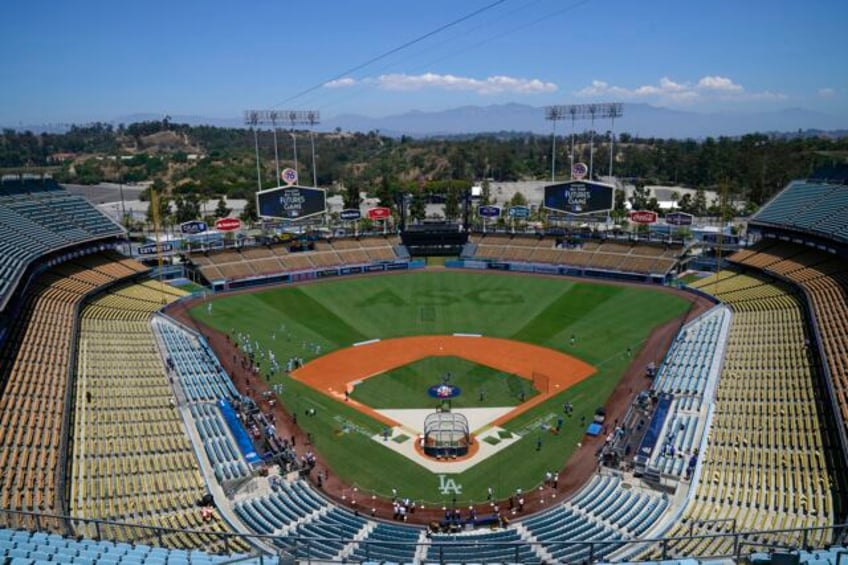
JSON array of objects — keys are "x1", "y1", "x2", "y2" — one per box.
[{"x1": 291, "y1": 335, "x2": 595, "y2": 470}]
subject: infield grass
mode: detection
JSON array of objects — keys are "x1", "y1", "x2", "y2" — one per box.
[
  {"x1": 190, "y1": 270, "x2": 691, "y2": 504},
  {"x1": 350, "y1": 356, "x2": 537, "y2": 409}
]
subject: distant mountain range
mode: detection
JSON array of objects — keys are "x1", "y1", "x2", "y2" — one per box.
[{"x1": 9, "y1": 103, "x2": 848, "y2": 139}]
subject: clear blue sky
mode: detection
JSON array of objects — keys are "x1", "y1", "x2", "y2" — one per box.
[{"x1": 1, "y1": 0, "x2": 846, "y2": 125}]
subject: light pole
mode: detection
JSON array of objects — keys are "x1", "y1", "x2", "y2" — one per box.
[
  {"x1": 543, "y1": 103, "x2": 623, "y2": 180},
  {"x1": 310, "y1": 130, "x2": 317, "y2": 187},
  {"x1": 569, "y1": 108, "x2": 577, "y2": 179},
  {"x1": 546, "y1": 107, "x2": 560, "y2": 183},
  {"x1": 289, "y1": 133, "x2": 298, "y2": 176},
  {"x1": 243, "y1": 111, "x2": 262, "y2": 192},
  {"x1": 588, "y1": 104, "x2": 597, "y2": 180},
  {"x1": 244, "y1": 110, "x2": 320, "y2": 185},
  {"x1": 116, "y1": 154, "x2": 127, "y2": 227},
  {"x1": 269, "y1": 111, "x2": 280, "y2": 184},
  {"x1": 307, "y1": 111, "x2": 319, "y2": 187}
]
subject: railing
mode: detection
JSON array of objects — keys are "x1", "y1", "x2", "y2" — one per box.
[{"x1": 0, "y1": 507, "x2": 846, "y2": 564}]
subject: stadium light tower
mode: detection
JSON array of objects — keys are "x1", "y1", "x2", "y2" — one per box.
[
  {"x1": 544, "y1": 103, "x2": 623, "y2": 180},
  {"x1": 544, "y1": 106, "x2": 563, "y2": 182},
  {"x1": 244, "y1": 111, "x2": 262, "y2": 192},
  {"x1": 243, "y1": 110, "x2": 321, "y2": 186},
  {"x1": 289, "y1": 132, "x2": 298, "y2": 176},
  {"x1": 603, "y1": 103, "x2": 623, "y2": 177},
  {"x1": 306, "y1": 111, "x2": 319, "y2": 187},
  {"x1": 269, "y1": 111, "x2": 281, "y2": 182}
]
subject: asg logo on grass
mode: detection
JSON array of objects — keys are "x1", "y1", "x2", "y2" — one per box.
[
  {"x1": 357, "y1": 288, "x2": 525, "y2": 308},
  {"x1": 438, "y1": 475, "x2": 463, "y2": 495}
]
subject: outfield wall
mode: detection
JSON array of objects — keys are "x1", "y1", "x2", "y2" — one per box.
[
  {"x1": 445, "y1": 259, "x2": 670, "y2": 285},
  {"x1": 210, "y1": 259, "x2": 426, "y2": 292}
]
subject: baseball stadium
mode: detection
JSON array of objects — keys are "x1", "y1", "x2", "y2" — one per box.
[{"x1": 0, "y1": 168, "x2": 847, "y2": 565}]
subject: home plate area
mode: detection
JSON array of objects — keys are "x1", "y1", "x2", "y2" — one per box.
[{"x1": 373, "y1": 407, "x2": 522, "y2": 473}]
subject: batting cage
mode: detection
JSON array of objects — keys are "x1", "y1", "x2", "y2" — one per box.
[{"x1": 423, "y1": 411, "x2": 471, "y2": 458}]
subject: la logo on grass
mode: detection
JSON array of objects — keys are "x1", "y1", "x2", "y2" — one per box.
[{"x1": 438, "y1": 475, "x2": 463, "y2": 495}]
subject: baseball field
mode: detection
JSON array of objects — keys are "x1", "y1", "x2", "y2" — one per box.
[{"x1": 189, "y1": 270, "x2": 690, "y2": 506}]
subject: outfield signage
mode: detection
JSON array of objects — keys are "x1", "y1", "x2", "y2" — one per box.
[
  {"x1": 368, "y1": 207, "x2": 391, "y2": 220},
  {"x1": 339, "y1": 208, "x2": 362, "y2": 221},
  {"x1": 666, "y1": 211, "x2": 693, "y2": 226},
  {"x1": 508, "y1": 205, "x2": 530, "y2": 219},
  {"x1": 138, "y1": 243, "x2": 174, "y2": 255},
  {"x1": 180, "y1": 220, "x2": 208, "y2": 234},
  {"x1": 544, "y1": 181, "x2": 614, "y2": 215},
  {"x1": 629, "y1": 210, "x2": 658, "y2": 224},
  {"x1": 478, "y1": 205, "x2": 501, "y2": 218},
  {"x1": 257, "y1": 185, "x2": 327, "y2": 220},
  {"x1": 215, "y1": 217, "x2": 242, "y2": 231},
  {"x1": 547, "y1": 212, "x2": 603, "y2": 223},
  {"x1": 703, "y1": 233, "x2": 740, "y2": 245}
]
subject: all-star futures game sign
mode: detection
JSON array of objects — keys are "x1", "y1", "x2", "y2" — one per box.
[
  {"x1": 544, "y1": 180, "x2": 614, "y2": 215},
  {"x1": 257, "y1": 168, "x2": 327, "y2": 220}
]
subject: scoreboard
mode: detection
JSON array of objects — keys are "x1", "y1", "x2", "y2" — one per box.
[
  {"x1": 544, "y1": 180, "x2": 614, "y2": 215},
  {"x1": 257, "y1": 185, "x2": 327, "y2": 220}
]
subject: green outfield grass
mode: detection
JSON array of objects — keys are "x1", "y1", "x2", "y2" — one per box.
[
  {"x1": 190, "y1": 270, "x2": 691, "y2": 505},
  {"x1": 350, "y1": 356, "x2": 537, "y2": 409}
]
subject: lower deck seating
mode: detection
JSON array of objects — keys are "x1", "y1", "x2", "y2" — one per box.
[
  {"x1": 469, "y1": 236, "x2": 681, "y2": 275},
  {"x1": 191, "y1": 237, "x2": 400, "y2": 283}
]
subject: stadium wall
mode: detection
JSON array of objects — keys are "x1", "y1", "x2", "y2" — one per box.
[{"x1": 444, "y1": 258, "x2": 671, "y2": 285}]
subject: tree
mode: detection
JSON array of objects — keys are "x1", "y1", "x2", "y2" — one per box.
[
  {"x1": 146, "y1": 192, "x2": 172, "y2": 227},
  {"x1": 342, "y1": 182, "x2": 361, "y2": 209},
  {"x1": 480, "y1": 179, "x2": 492, "y2": 205},
  {"x1": 677, "y1": 193, "x2": 694, "y2": 214},
  {"x1": 444, "y1": 187, "x2": 460, "y2": 220},
  {"x1": 408, "y1": 193, "x2": 426, "y2": 222},
  {"x1": 240, "y1": 195, "x2": 257, "y2": 223},
  {"x1": 374, "y1": 176, "x2": 396, "y2": 210},
  {"x1": 647, "y1": 197, "x2": 660, "y2": 212},
  {"x1": 670, "y1": 191, "x2": 680, "y2": 210},
  {"x1": 214, "y1": 196, "x2": 231, "y2": 218},
  {"x1": 693, "y1": 188, "x2": 708, "y2": 217},
  {"x1": 173, "y1": 194, "x2": 200, "y2": 223},
  {"x1": 629, "y1": 184, "x2": 651, "y2": 210},
  {"x1": 611, "y1": 188, "x2": 627, "y2": 221},
  {"x1": 509, "y1": 191, "x2": 527, "y2": 207}
]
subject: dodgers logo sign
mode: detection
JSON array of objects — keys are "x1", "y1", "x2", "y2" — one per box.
[{"x1": 281, "y1": 167, "x2": 298, "y2": 186}]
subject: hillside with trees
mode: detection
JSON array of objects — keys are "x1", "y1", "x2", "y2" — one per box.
[{"x1": 2, "y1": 120, "x2": 846, "y2": 217}]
